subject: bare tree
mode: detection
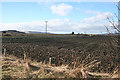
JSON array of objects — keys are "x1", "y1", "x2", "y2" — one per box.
[{"x1": 104, "y1": 2, "x2": 120, "y2": 78}]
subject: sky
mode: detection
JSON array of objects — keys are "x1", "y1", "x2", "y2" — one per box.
[{"x1": 0, "y1": 2, "x2": 118, "y2": 34}]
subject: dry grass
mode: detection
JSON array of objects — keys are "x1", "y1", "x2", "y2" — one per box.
[{"x1": 1, "y1": 54, "x2": 119, "y2": 79}]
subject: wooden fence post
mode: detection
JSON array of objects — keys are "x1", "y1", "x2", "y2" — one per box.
[
  {"x1": 4, "y1": 48, "x2": 6, "y2": 57},
  {"x1": 49, "y1": 57, "x2": 51, "y2": 65},
  {"x1": 24, "y1": 52, "x2": 26, "y2": 62}
]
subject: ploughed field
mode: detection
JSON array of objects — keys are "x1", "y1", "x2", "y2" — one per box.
[{"x1": 2, "y1": 34, "x2": 119, "y2": 73}]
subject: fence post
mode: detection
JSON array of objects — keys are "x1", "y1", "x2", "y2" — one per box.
[
  {"x1": 24, "y1": 52, "x2": 26, "y2": 62},
  {"x1": 4, "y1": 48, "x2": 6, "y2": 57},
  {"x1": 49, "y1": 57, "x2": 51, "y2": 65}
]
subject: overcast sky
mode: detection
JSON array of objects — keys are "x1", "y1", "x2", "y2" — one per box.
[{"x1": 0, "y1": 2, "x2": 118, "y2": 34}]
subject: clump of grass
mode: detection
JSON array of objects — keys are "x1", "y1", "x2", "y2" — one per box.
[
  {"x1": 71, "y1": 54, "x2": 101, "y2": 78},
  {"x1": 111, "y1": 66, "x2": 119, "y2": 78}
]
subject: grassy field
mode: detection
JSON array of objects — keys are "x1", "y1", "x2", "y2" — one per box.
[{"x1": 1, "y1": 33, "x2": 119, "y2": 79}]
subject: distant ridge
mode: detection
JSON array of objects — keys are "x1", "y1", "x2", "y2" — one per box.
[
  {"x1": 0, "y1": 30, "x2": 52, "y2": 34},
  {"x1": 0, "y1": 30, "x2": 25, "y2": 34},
  {"x1": 28, "y1": 31, "x2": 52, "y2": 34}
]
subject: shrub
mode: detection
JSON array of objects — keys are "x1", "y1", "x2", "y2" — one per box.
[{"x1": 4, "y1": 34, "x2": 11, "y2": 36}]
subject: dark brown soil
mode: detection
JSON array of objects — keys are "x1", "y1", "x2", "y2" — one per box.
[{"x1": 2, "y1": 34, "x2": 119, "y2": 73}]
